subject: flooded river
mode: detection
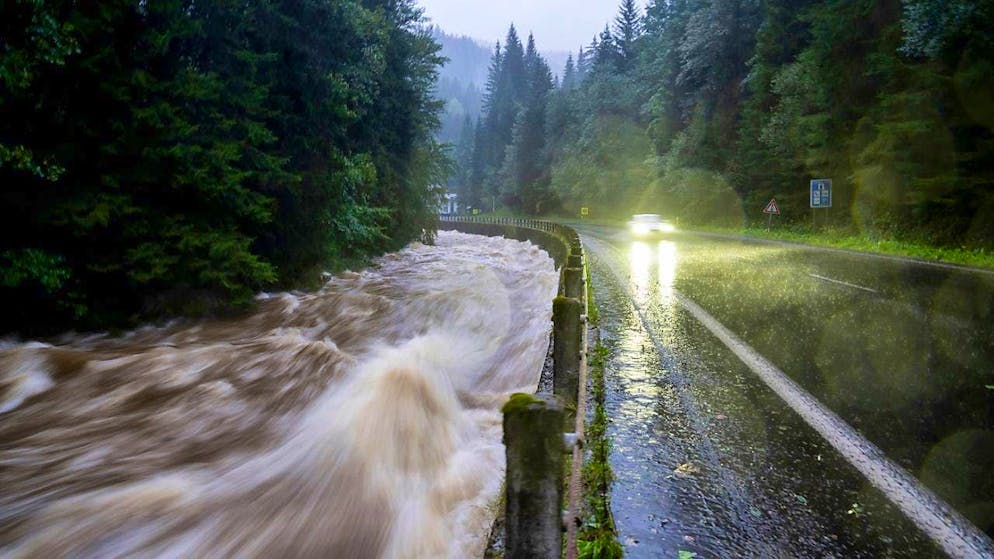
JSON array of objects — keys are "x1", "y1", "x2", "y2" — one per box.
[{"x1": 0, "y1": 231, "x2": 558, "y2": 558}]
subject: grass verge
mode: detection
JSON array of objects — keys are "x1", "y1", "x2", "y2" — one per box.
[
  {"x1": 576, "y1": 266, "x2": 623, "y2": 559},
  {"x1": 700, "y1": 225, "x2": 994, "y2": 269}
]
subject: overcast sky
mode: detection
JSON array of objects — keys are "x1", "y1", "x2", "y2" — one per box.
[{"x1": 416, "y1": 0, "x2": 648, "y2": 53}]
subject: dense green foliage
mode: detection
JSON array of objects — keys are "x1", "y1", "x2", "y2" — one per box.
[
  {"x1": 452, "y1": 0, "x2": 994, "y2": 249},
  {"x1": 1, "y1": 0, "x2": 446, "y2": 333}
]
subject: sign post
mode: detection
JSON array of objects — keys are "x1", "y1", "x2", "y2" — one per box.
[
  {"x1": 762, "y1": 198, "x2": 780, "y2": 231},
  {"x1": 580, "y1": 207, "x2": 589, "y2": 218},
  {"x1": 809, "y1": 179, "x2": 832, "y2": 230}
]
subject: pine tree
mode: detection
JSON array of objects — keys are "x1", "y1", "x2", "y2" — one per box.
[
  {"x1": 614, "y1": 0, "x2": 643, "y2": 73},
  {"x1": 592, "y1": 25, "x2": 620, "y2": 74},
  {"x1": 562, "y1": 55, "x2": 577, "y2": 90},
  {"x1": 576, "y1": 46, "x2": 590, "y2": 82}
]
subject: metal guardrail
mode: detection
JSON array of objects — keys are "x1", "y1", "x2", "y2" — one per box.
[{"x1": 439, "y1": 216, "x2": 587, "y2": 559}]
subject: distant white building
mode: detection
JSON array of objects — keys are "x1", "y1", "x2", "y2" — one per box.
[{"x1": 439, "y1": 191, "x2": 458, "y2": 214}]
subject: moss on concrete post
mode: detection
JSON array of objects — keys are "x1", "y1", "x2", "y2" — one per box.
[
  {"x1": 503, "y1": 393, "x2": 564, "y2": 559},
  {"x1": 567, "y1": 253, "x2": 582, "y2": 269},
  {"x1": 564, "y1": 267, "x2": 583, "y2": 300},
  {"x1": 553, "y1": 296, "x2": 582, "y2": 425}
]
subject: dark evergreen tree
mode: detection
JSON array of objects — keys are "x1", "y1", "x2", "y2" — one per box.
[
  {"x1": 614, "y1": 0, "x2": 644, "y2": 73},
  {"x1": 561, "y1": 55, "x2": 578, "y2": 90},
  {"x1": 591, "y1": 25, "x2": 621, "y2": 74},
  {"x1": 576, "y1": 46, "x2": 591, "y2": 83}
]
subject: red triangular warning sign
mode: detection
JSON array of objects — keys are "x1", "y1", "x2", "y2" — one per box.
[{"x1": 763, "y1": 198, "x2": 780, "y2": 214}]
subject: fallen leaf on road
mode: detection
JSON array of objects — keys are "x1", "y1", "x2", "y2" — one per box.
[
  {"x1": 715, "y1": 414, "x2": 727, "y2": 420},
  {"x1": 674, "y1": 462, "x2": 700, "y2": 478},
  {"x1": 678, "y1": 551, "x2": 697, "y2": 559},
  {"x1": 683, "y1": 535, "x2": 696, "y2": 543}
]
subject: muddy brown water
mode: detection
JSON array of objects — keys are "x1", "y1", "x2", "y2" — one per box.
[{"x1": 0, "y1": 231, "x2": 558, "y2": 559}]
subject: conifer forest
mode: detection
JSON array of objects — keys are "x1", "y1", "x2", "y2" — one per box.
[{"x1": 450, "y1": 0, "x2": 993, "y2": 247}]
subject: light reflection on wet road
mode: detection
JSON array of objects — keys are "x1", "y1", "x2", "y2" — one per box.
[{"x1": 578, "y1": 225, "x2": 994, "y2": 558}]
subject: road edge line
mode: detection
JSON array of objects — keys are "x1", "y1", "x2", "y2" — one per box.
[{"x1": 807, "y1": 273, "x2": 879, "y2": 293}]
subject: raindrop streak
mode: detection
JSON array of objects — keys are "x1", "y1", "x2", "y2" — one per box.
[{"x1": 0, "y1": 231, "x2": 559, "y2": 559}]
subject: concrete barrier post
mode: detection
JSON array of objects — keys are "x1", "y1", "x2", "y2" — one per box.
[
  {"x1": 503, "y1": 393, "x2": 564, "y2": 559},
  {"x1": 567, "y1": 254, "x2": 582, "y2": 268},
  {"x1": 564, "y1": 267, "x2": 583, "y2": 300},
  {"x1": 553, "y1": 296, "x2": 582, "y2": 423}
]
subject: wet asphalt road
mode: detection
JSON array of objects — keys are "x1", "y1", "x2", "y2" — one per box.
[{"x1": 574, "y1": 224, "x2": 994, "y2": 558}]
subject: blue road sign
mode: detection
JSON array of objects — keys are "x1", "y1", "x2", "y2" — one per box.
[{"x1": 810, "y1": 179, "x2": 832, "y2": 208}]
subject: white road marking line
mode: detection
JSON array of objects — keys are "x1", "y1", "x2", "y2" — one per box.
[
  {"x1": 808, "y1": 273, "x2": 879, "y2": 293},
  {"x1": 676, "y1": 292, "x2": 994, "y2": 559}
]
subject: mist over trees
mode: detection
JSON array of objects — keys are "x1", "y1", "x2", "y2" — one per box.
[
  {"x1": 451, "y1": 0, "x2": 994, "y2": 248},
  {"x1": 430, "y1": 27, "x2": 488, "y2": 144},
  {"x1": 0, "y1": 0, "x2": 446, "y2": 334}
]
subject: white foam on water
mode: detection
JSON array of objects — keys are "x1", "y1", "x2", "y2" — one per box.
[{"x1": 0, "y1": 349, "x2": 55, "y2": 414}]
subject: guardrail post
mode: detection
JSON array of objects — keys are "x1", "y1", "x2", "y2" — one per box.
[
  {"x1": 567, "y1": 254, "x2": 582, "y2": 268},
  {"x1": 503, "y1": 393, "x2": 564, "y2": 559},
  {"x1": 564, "y1": 267, "x2": 583, "y2": 300},
  {"x1": 553, "y1": 296, "x2": 582, "y2": 427}
]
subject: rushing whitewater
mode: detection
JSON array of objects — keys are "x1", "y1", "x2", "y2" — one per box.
[{"x1": 0, "y1": 231, "x2": 559, "y2": 559}]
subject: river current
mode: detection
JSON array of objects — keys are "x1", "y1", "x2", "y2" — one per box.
[{"x1": 0, "y1": 231, "x2": 558, "y2": 558}]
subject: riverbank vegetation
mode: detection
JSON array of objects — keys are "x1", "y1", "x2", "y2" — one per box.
[
  {"x1": 1, "y1": 1, "x2": 446, "y2": 334},
  {"x1": 450, "y1": 0, "x2": 994, "y2": 255}
]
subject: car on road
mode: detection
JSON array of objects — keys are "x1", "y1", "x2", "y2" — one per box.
[{"x1": 627, "y1": 213, "x2": 675, "y2": 236}]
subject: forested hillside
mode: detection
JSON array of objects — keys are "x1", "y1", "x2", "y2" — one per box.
[
  {"x1": 430, "y1": 27, "x2": 569, "y2": 147},
  {"x1": 452, "y1": 0, "x2": 994, "y2": 248},
  {"x1": 430, "y1": 27, "x2": 488, "y2": 144},
  {"x1": 0, "y1": 1, "x2": 446, "y2": 334}
]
